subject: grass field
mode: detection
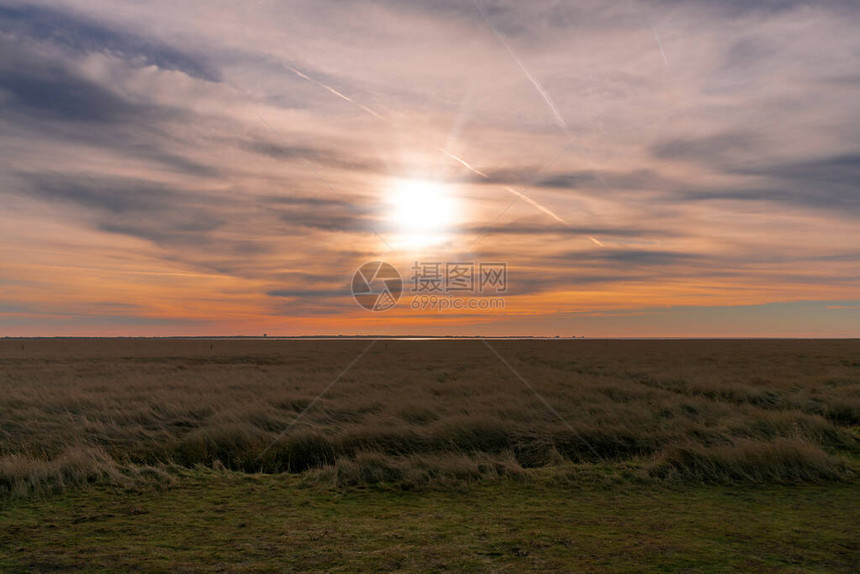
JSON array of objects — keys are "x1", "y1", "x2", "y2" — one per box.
[
  {"x1": 1, "y1": 338, "x2": 858, "y2": 571},
  {"x1": 2, "y1": 469, "x2": 857, "y2": 572}
]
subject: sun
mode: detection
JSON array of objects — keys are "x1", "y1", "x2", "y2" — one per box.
[{"x1": 387, "y1": 179, "x2": 460, "y2": 249}]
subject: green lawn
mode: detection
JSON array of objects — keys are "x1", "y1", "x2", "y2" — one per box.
[{"x1": 1, "y1": 470, "x2": 857, "y2": 573}]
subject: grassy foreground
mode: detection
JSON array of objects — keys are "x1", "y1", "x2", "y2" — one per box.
[
  {"x1": 1, "y1": 468, "x2": 858, "y2": 572},
  {"x1": 1, "y1": 339, "x2": 858, "y2": 571}
]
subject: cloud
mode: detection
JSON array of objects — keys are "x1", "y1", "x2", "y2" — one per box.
[
  {"x1": 464, "y1": 222, "x2": 670, "y2": 239},
  {"x1": 0, "y1": 4, "x2": 220, "y2": 81},
  {"x1": 656, "y1": 0, "x2": 858, "y2": 17},
  {"x1": 742, "y1": 154, "x2": 860, "y2": 188},
  {"x1": 241, "y1": 140, "x2": 385, "y2": 174},
  {"x1": 650, "y1": 132, "x2": 758, "y2": 164},
  {"x1": 4, "y1": 169, "x2": 381, "y2": 285},
  {"x1": 666, "y1": 154, "x2": 860, "y2": 214},
  {"x1": 0, "y1": 42, "x2": 140, "y2": 123},
  {"x1": 558, "y1": 248, "x2": 700, "y2": 267},
  {"x1": 0, "y1": 37, "x2": 219, "y2": 177},
  {"x1": 13, "y1": 174, "x2": 226, "y2": 244},
  {"x1": 266, "y1": 288, "x2": 347, "y2": 298}
]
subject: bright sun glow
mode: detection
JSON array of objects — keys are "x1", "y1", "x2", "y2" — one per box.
[{"x1": 388, "y1": 179, "x2": 460, "y2": 249}]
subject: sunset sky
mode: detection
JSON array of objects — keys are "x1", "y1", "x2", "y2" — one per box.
[{"x1": 1, "y1": 0, "x2": 858, "y2": 337}]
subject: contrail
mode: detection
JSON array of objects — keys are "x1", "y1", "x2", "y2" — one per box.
[
  {"x1": 652, "y1": 26, "x2": 669, "y2": 67},
  {"x1": 588, "y1": 236, "x2": 605, "y2": 247},
  {"x1": 468, "y1": 108, "x2": 608, "y2": 247},
  {"x1": 283, "y1": 64, "x2": 382, "y2": 118},
  {"x1": 471, "y1": 0, "x2": 568, "y2": 132},
  {"x1": 441, "y1": 148, "x2": 567, "y2": 224},
  {"x1": 283, "y1": 57, "x2": 571, "y2": 228},
  {"x1": 503, "y1": 184, "x2": 566, "y2": 224},
  {"x1": 279, "y1": 56, "x2": 601, "y2": 245},
  {"x1": 440, "y1": 148, "x2": 489, "y2": 178}
]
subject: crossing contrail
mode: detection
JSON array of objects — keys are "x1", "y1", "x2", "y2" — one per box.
[
  {"x1": 277, "y1": 55, "x2": 604, "y2": 246},
  {"x1": 283, "y1": 64, "x2": 382, "y2": 118},
  {"x1": 441, "y1": 148, "x2": 567, "y2": 225},
  {"x1": 471, "y1": 0, "x2": 568, "y2": 132}
]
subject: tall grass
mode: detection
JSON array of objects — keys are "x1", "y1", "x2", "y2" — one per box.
[
  {"x1": 650, "y1": 437, "x2": 852, "y2": 484},
  {"x1": 0, "y1": 338, "x2": 857, "y2": 495},
  {"x1": 0, "y1": 446, "x2": 119, "y2": 499}
]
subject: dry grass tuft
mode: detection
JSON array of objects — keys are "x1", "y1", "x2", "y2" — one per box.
[
  {"x1": 650, "y1": 437, "x2": 852, "y2": 484},
  {"x1": 0, "y1": 446, "x2": 120, "y2": 499}
]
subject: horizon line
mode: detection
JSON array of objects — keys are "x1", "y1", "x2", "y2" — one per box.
[{"x1": 3, "y1": 335, "x2": 859, "y2": 341}]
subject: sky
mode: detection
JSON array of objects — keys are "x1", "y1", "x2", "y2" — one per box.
[{"x1": 0, "y1": 0, "x2": 858, "y2": 337}]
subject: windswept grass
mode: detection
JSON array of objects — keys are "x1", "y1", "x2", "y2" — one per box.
[
  {"x1": 0, "y1": 446, "x2": 118, "y2": 499},
  {"x1": 650, "y1": 437, "x2": 851, "y2": 484},
  {"x1": 0, "y1": 339, "x2": 858, "y2": 495}
]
